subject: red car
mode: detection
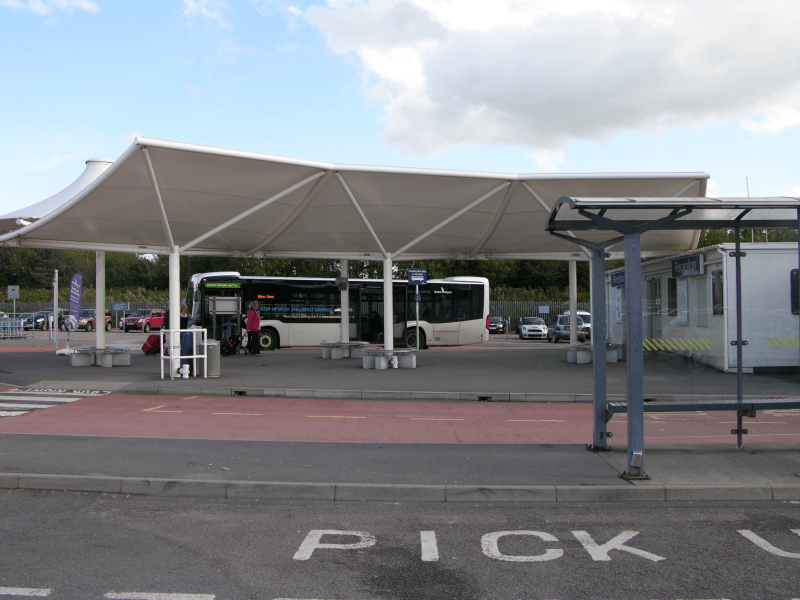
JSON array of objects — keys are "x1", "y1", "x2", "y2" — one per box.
[{"x1": 120, "y1": 309, "x2": 165, "y2": 333}]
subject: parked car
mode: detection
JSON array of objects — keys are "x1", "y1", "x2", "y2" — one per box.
[
  {"x1": 548, "y1": 314, "x2": 586, "y2": 343},
  {"x1": 0, "y1": 312, "x2": 7, "y2": 319},
  {"x1": 77, "y1": 308, "x2": 113, "y2": 332},
  {"x1": 563, "y1": 310, "x2": 591, "y2": 339},
  {"x1": 31, "y1": 309, "x2": 66, "y2": 331},
  {"x1": 488, "y1": 315, "x2": 506, "y2": 334},
  {"x1": 518, "y1": 316, "x2": 548, "y2": 340},
  {"x1": 120, "y1": 309, "x2": 165, "y2": 333}
]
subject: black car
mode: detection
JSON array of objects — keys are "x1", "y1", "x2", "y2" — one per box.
[{"x1": 488, "y1": 315, "x2": 505, "y2": 334}]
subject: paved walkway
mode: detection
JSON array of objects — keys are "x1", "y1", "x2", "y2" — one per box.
[{"x1": 0, "y1": 336, "x2": 798, "y2": 502}]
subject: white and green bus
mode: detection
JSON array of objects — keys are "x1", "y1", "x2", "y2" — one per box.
[{"x1": 187, "y1": 272, "x2": 490, "y2": 351}]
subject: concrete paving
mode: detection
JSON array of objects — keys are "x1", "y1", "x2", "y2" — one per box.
[{"x1": 0, "y1": 334, "x2": 798, "y2": 502}]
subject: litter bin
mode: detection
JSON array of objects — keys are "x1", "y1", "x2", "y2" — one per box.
[{"x1": 205, "y1": 340, "x2": 220, "y2": 378}]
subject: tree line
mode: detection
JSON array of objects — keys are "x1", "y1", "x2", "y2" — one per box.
[
  {"x1": 0, "y1": 248, "x2": 593, "y2": 302},
  {"x1": 1, "y1": 228, "x2": 794, "y2": 303}
]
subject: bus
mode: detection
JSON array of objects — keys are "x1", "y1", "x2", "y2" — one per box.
[{"x1": 186, "y1": 272, "x2": 490, "y2": 351}]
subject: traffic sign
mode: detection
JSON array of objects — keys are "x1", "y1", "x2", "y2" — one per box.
[
  {"x1": 7, "y1": 285, "x2": 19, "y2": 300},
  {"x1": 408, "y1": 268, "x2": 427, "y2": 285}
]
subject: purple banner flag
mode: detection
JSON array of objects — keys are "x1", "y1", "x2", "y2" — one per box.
[{"x1": 69, "y1": 273, "x2": 83, "y2": 319}]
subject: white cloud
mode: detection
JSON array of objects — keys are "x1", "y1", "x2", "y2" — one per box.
[
  {"x1": 1, "y1": 0, "x2": 100, "y2": 16},
  {"x1": 183, "y1": 0, "x2": 230, "y2": 28},
  {"x1": 305, "y1": 0, "x2": 800, "y2": 160},
  {"x1": 123, "y1": 132, "x2": 144, "y2": 146},
  {"x1": 214, "y1": 38, "x2": 256, "y2": 64}
]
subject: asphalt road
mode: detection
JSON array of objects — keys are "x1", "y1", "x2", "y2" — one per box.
[{"x1": 2, "y1": 490, "x2": 799, "y2": 600}]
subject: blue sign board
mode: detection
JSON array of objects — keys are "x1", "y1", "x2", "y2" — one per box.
[{"x1": 408, "y1": 268, "x2": 427, "y2": 286}]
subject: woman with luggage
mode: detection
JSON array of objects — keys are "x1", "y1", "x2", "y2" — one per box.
[{"x1": 246, "y1": 301, "x2": 261, "y2": 356}]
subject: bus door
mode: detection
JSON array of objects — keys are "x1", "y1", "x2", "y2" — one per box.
[
  {"x1": 357, "y1": 284, "x2": 407, "y2": 345},
  {"x1": 432, "y1": 285, "x2": 459, "y2": 345},
  {"x1": 359, "y1": 285, "x2": 384, "y2": 343}
]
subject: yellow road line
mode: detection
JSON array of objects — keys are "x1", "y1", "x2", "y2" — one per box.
[
  {"x1": 142, "y1": 405, "x2": 183, "y2": 413},
  {"x1": 306, "y1": 415, "x2": 366, "y2": 419}
]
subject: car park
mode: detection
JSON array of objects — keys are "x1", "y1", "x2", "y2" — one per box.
[
  {"x1": 487, "y1": 315, "x2": 505, "y2": 334},
  {"x1": 563, "y1": 310, "x2": 591, "y2": 339},
  {"x1": 518, "y1": 316, "x2": 548, "y2": 340},
  {"x1": 77, "y1": 308, "x2": 113, "y2": 332},
  {"x1": 548, "y1": 314, "x2": 586, "y2": 343},
  {"x1": 31, "y1": 309, "x2": 66, "y2": 331},
  {"x1": 120, "y1": 309, "x2": 165, "y2": 333}
]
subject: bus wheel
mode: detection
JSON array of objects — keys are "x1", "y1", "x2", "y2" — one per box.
[
  {"x1": 406, "y1": 329, "x2": 426, "y2": 349},
  {"x1": 260, "y1": 328, "x2": 278, "y2": 351}
]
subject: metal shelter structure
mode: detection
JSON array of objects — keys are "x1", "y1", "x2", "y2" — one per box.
[
  {"x1": 546, "y1": 196, "x2": 800, "y2": 477},
  {"x1": 1, "y1": 137, "x2": 710, "y2": 375}
]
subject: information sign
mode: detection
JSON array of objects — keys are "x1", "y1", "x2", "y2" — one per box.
[
  {"x1": 111, "y1": 302, "x2": 130, "y2": 312},
  {"x1": 611, "y1": 272, "x2": 626, "y2": 287},
  {"x1": 7, "y1": 285, "x2": 19, "y2": 299},
  {"x1": 407, "y1": 268, "x2": 427, "y2": 285}
]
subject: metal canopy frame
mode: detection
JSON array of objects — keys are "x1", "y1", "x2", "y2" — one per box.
[{"x1": 546, "y1": 196, "x2": 800, "y2": 478}]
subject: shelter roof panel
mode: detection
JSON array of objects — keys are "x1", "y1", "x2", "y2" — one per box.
[{"x1": 0, "y1": 137, "x2": 713, "y2": 259}]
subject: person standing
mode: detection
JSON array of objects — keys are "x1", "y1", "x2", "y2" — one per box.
[{"x1": 246, "y1": 301, "x2": 261, "y2": 356}]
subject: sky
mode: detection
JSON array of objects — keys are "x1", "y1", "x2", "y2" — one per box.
[{"x1": 1, "y1": 0, "x2": 800, "y2": 216}]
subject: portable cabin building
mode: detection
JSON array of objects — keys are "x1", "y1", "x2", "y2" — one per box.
[{"x1": 606, "y1": 243, "x2": 800, "y2": 373}]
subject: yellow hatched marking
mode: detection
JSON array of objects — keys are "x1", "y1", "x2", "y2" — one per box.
[
  {"x1": 766, "y1": 339, "x2": 776, "y2": 349},
  {"x1": 676, "y1": 339, "x2": 692, "y2": 351},
  {"x1": 643, "y1": 340, "x2": 655, "y2": 351},
  {"x1": 665, "y1": 339, "x2": 681, "y2": 351},
  {"x1": 783, "y1": 337, "x2": 800, "y2": 348},
  {"x1": 773, "y1": 337, "x2": 789, "y2": 349},
  {"x1": 655, "y1": 339, "x2": 669, "y2": 351},
  {"x1": 684, "y1": 338, "x2": 700, "y2": 351}
]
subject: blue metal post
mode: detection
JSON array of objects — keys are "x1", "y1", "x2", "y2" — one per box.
[
  {"x1": 624, "y1": 233, "x2": 646, "y2": 477},
  {"x1": 591, "y1": 247, "x2": 609, "y2": 449}
]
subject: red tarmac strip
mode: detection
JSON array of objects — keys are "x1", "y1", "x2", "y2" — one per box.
[{"x1": 0, "y1": 392, "x2": 797, "y2": 444}]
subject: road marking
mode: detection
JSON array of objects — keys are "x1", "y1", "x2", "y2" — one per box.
[
  {"x1": 142, "y1": 405, "x2": 183, "y2": 413},
  {"x1": 507, "y1": 419, "x2": 564, "y2": 422},
  {"x1": 105, "y1": 594, "x2": 215, "y2": 600},
  {"x1": 572, "y1": 530, "x2": 665, "y2": 562},
  {"x1": 738, "y1": 529, "x2": 800, "y2": 558},
  {"x1": 0, "y1": 589, "x2": 51, "y2": 597},
  {"x1": 421, "y1": 530, "x2": 439, "y2": 562},
  {"x1": 0, "y1": 403, "x2": 60, "y2": 410},
  {"x1": 13, "y1": 389, "x2": 111, "y2": 396},
  {"x1": 412, "y1": 418, "x2": 463, "y2": 421},
  {"x1": 0, "y1": 411, "x2": 30, "y2": 417},
  {"x1": 0, "y1": 395, "x2": 77, "y2": 403},
  {"x1": 293, "y1": 530, "x2": 376, "y2": 561},
  {"x1": 305, "y1": 415, "x2": 366, "y2": 419},
  {"x1": 482, "y1": 531, "x2": 563, "y2": 562},
  {"x1": 212, "y1": 412, "x2": 263, "y2": 416}
]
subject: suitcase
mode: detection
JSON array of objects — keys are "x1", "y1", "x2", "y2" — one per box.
[
  {"x1": 221, "y1": 334, "x2": 242, "y2": 356},
  {"x1": 142, "y1": 334, "x2": 161, "y2": 355}
]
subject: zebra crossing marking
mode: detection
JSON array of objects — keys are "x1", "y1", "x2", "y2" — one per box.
[{"x1": 0, "y1": 388, "x2": 111, "y2": 419}]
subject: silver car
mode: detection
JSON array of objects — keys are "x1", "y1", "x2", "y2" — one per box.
[
  {"x1": 518, "y1": 316, "x2": 548, "y2": 340},
  {"x1": 548, "y1": 314, "x2": 586, "y2": 343}
]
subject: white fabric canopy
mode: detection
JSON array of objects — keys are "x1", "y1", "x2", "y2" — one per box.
[{"x1": 0, "y1": 137, "x2": 710, "y2": 260}]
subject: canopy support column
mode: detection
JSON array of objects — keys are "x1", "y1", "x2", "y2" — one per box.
[
  {"x1": 624, "y1": 233, "x2": 646, "y2": 478},
  {"x1": 383, "y1": 258, "x2": 394, "y2": 352},
  {"x1": 569, "y1": 260, "x2": 578, "y2": 345},
  {"x1": 169, "y1": 251, "x2": 181, "y2": 378},
  {"x1": 341, "y1": 259, "x2": 349, "y2": 344},
  {"x1": 590, "y1": 247, "x2": 608, "y2": 449},
  {"x1": 96, "y1": 251, "x2": 105, "y2": 350}
]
